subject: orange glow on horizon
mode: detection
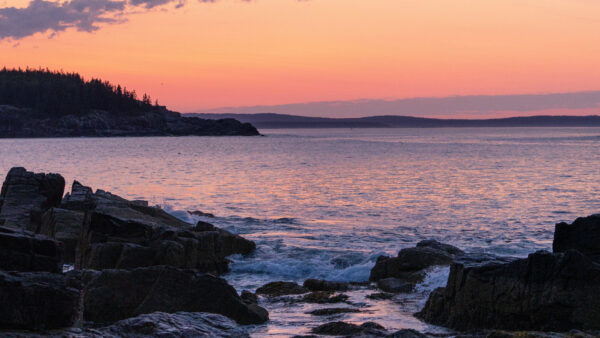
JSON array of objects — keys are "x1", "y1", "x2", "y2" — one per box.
[{"x1": 2, "y1": 0, "x2": 600, "y2": 114}]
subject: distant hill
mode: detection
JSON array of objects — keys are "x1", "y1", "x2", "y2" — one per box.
[
  {"x1": 0, "y1": 69, "x2": 259, "y2": 137},
  {"x1": 188, "y1": 113, "x2": 600, "y2": 128}
]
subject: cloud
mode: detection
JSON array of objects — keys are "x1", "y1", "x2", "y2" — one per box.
[
  {"x1": 0, "y1": 0, "x2": 188, "y2": 40},
  {"x1": 195, "y1": 91, "x2": 600, "y2": 118}
]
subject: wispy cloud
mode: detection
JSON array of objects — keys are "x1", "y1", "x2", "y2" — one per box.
[{"x1": 0, "y1": 0, "x2": 192, "y2": 40}]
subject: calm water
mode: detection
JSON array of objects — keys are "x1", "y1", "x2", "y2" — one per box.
[{"x1": 1, "y1": 128, "x2": 599, "y2": 336}]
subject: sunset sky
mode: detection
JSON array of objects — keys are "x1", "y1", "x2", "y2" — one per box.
[{"x1": 2, "y1": 0, "x2": 600, "y2": 117}]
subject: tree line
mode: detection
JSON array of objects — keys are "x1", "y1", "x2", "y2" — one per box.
[{"x1": 0, "y1": 68, "x2": 158, "y2": 116}]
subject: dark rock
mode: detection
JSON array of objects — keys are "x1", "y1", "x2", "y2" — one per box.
[
  {"x1": 241, "y1": 290, "x2": 258, "y2": 305},
  {"x1": 0, "y1": 270, "x2": 80, "y2": 330},
  {"x1": 93, "y1": 312, "x2": 250, "y2": 337},
  {"x1": 81, "y1": 265, "x2": 268, "y2": 325},
  {"x1": 554, "y1": 214, "x2": 600, "y2": 262},
  {"x1": 39, "y1": 208, "x2": 84, "y2": 263},
  {"x1": 308, "y1": 307, "x2": 361, "y2": 316},
  {"x1": 194, "y1": 220, "x2": 216, "y2": 232},
  {"x1": 0, "y1": 167, "x2": 65, "y2": 232},
  {"x1": 366, "y1": 292, "x2": 395, "y2": 300},
  {"x1": 0, "y1": 227, "x2": 63, "y2": 273},
  {"x1": 300, "y1": 291, "x2": 349, "y2": 304},
  {"x1": 312, "y1": 321, "x2": 387, "y2": 336},
  {"x1": 485, "y1": 330, "x2": 599, "y2": 338},
  {"x1": 303, "y1": 278, "x2": 350, "y2": 292},
  {"x1": 256, "y1": 281, "x2": 308, "y2": 297},
  {"x1": 417, "y1": 250, "x2": 600, "y2": 331},
  {"x1": 376, "y1": 277, "x2": 414, "y2": 293},
  {"x1": 188, "y1": 210, "x2": 216, "y2": 218},
  {"x1": 386, "y1": 329, "x2": 429, "y2": 338},
  {"x1": 370, "y1": 240, "x2": 462, "y2": 282}
]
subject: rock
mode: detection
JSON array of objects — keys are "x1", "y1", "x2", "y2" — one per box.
[
  {"x1": 485, "y1": 330, "x2": 600, "y2": 338},
  {"x1": 195, "y1": 220, "x2": 216, "y2": 232},
  {"x1": 300, "y1": 291, "x2": 349, "y2": 304},
  {"x1": 312, "y1": 321, "x2": 387, "y2": 336},
  {"x1": 0, "y1": 226, "x2": 63, "y2": 273},
  {"x1": 81, "y1": 265, "x2": 268, "y2": 325},
  {"x1": 308, "y1": 308, "x2": 361, "y2": 316},
  {"x1": 370, "y1": 240, "x2": 463, "y2": 282},
  {"x1": 554, "y1": 214, "x2": 600, "y2": 262},
  {"x1": 386, "y1": 329, "x2": 429, "y2": 338},
  {"x1": 93, "y1": 312, "x2": 250, "y2": 338},
  {"x1": 188, "y1": 210, "x2": 216, "y2": 218},
  {"x1": 256, "y1": 281, "x2": 309, "y2": 297},
  {"x1": 303, "y1": 278, "x2": 350, "y2": 292},
  {"x1": 416, "y1": 250, "x2": 600, "y2": 331},
  {"x1": 376, "y1": 277, "x2": 414, "y2": 293},
  {"x1": 366, "y1": 292, "x2": 395, "y2": 300},
  {"x1": 39, "y1": 208, "x2": 84, "y2": 263},
  {"x1": 0, "y1": 270, "x2": 80, "y2": 330},
  {"x1": 241, "y1": 290, "x2": 258, "y2": 305},
  {"x1": 0, "y1": 167, "x2": 65, "y2": 232}
]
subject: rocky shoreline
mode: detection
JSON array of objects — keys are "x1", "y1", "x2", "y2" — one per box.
[{"x1": 0, "y1": 167, "x2": 599, "y2": 337}]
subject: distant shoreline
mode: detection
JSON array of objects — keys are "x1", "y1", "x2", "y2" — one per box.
[{"x1": 188, "y1": 113, "x2": 600, "y2": 129}]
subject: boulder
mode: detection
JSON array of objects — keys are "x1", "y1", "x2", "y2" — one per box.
[
  {"x1": 80, "y1": 265, "x2": 268, "y2": 325},
  {"x1": 366, "y1": 292, "x2": 394, "y2": 300},
  {"x1": 0, "y1": 270, "x2": 80, "y2": 330},
  {"x1": 0, "y1": 226, "x2": 62, "y2": 273},
  {"x1": 0, "y1": 167, "x2": 65, "y2": 232},
  {"x1": 312, "y1": 321, "x2": 386, "y2": 336},
  {"x1": 376, "y1": 277, "x2": 414, "y2": 293},
  {"x1": 416, "y1": 250, "x2": 600, "y2": 331},
  {"x1": 370, "y1": 240, "x2": 462, "y2": 282},
  {"x1": 90, "y1": 312, "x2": 250, "y2": 338},
  {"x1": 303, "y1": 279, "x2": 350, "y2": 292},
  {"x1": 554, "y1": 214, "x2": 600, "y2": 262},
  {"x1": 300, "y1": 291, "x2": 349, "y2": 304},
  {"x1": 256, "y1": 281, "x2": 308, "y2": 297},
  {"x1": 387, "y1": 329, "x2": 429, "y2": 338},
  {"x1": 39, "y1": 208, "x2": 84, "y2": 263},
  {"x1": 308, "y1": 308, "x2": 361, "y2": 316}
]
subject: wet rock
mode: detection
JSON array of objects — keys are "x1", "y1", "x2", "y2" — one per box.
[
  {"x1": 554, "y1": 214, "x2": 600, "y2": 262},
  {"x1": 376, "y1": 277, "x2": 414, "y2": 293},
  {"x1": 188, "y1": 210, "x2": 216, "y2": 218},
  {"x1": 308, "y1": 307, "x2": 361, "y2": 316},
  {"x1": 0, "y1": 226, "x2": 63, "y2": 273},
  {"x1": 256, "y1": 281, "x2": 308, "y2": 297},
  {"x1": 0, "y1": 167, "x2": 65, "y2": 232},
  {"x1": 194, "y1": 220, "x2": 216, "y2": 232},
  {"x1": 81, "y1": 265, "x2": 268, "y2": 325},
  {"x1": 486, "y1": 330, "x2": 600, "y2": 338},
  {"x1": 241, "y1": 290, "x2": 258, "y2": 305},
  {"x1": 0, "y1": 270, "x2": 80, "y2": 330},
  {"x1": 312, "y1": 321, "x2": 387, "y2": 336},
  {"x1": 301, "y1": 291, "x2": 349, "y2": 304},
  {"x1": 366, "y1": 292, "x2": 395, "y2": 300},
  {"x1": 417, "y1": 250, "x2": 600, "y2": 331},
  {"x1": 386, "y1": 329, "x2": 429, "y2": 338},
  {"x1": 93, "y1": 312, "x2": 250, "y2": 338},
  {"x1": 39, "y1": 208, "x2": 84, "y2": 263},
  {"x1": 303, "y1": 278, "x2": 350, "y2": 292},
  {"x1": 370, "y1": 240, "x2": 463, "y2": 282}
]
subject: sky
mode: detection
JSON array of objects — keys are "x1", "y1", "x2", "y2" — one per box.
[{"x1": 2, "y1": 0, "x2": 600, "y2": 117}]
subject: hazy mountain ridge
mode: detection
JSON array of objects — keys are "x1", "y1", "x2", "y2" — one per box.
[{"x1": 188, "y1": 113, "x2": 600, "y2": 128}]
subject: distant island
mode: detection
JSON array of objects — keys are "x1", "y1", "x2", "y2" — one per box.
[
  {"x1": 189, "y1": 113, "x2": 600, "y2": 129},
  {"x1": 0, "y1": 69, "x2": 259, "y2": 137}
]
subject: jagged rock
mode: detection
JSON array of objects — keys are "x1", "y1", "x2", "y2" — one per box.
[
  {"x1": 0, "y1": 270, "x2": 80, "y2": 330},
  {"x1": 89, "y1": 312, "x2": 250, "y2": 337},
  {"x1": 308, "y1": 307, "x2": 361, "y2": 316},
  {"x1": 554, "y1": 214, "x2": 600, "y2": 262},
  {"x1": 79, "y1": 265, "x2": 268, "y2": 325},
  {"x1": 0, "y1": 167, "x2": 65, "y2": 232},
  {"x1": 188, "y1": 210, "x2": 216, "y2": 218},
  {"x1": 376, "y1": 277, "x2": 414, "y2": 293},
  {"x1": 303, "y1": 278, "x2": 350, "y2": 292},
  {"x1": 39, "y1": 208, "x2": 84, "y2": 263},
  {"x1": 0, "y1": 226, "x2": 63, "y2": 273},
  {"x1": 300, "y1": 291, "x2": 349, "y2": 304},
  {"x1": 417, "y1": 250, "x2": 600, "y2": 331},
  {"x1": 370, "y1": 240, "x2": 463, "y2": 282},
  {"x1": 256, "y1": 281, "x2": 308, "y2": 297},
  {"x1": 312, "y1": 321, "x2": 387, "y2": 336}
]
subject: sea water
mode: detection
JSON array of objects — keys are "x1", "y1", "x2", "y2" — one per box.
[{"x1": 1, "y1": 127, "x2": 599, "y2": 336}]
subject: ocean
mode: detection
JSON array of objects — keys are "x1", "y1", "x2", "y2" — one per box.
[{"x1": 1, "y1": 127, "x2": 599, "y2": 336}]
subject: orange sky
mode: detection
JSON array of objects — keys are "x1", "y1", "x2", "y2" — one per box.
[{"x1": 2, "y1": 0, "x2": 600, "y2": 113}]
